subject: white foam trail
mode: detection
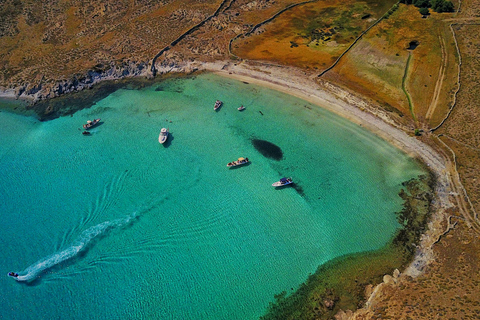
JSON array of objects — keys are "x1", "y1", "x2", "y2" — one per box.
[{"x1": 12, "y1": 212, "x2": 138, "y2": 282}]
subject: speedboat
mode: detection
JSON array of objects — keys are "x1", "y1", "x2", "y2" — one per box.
[
  {"x1": 83, "y1": 118, "x2": 101, "y2": 130},
  {"x1": 272, "y1": 177, "x2": 293, "y2": 187},
  {"x1": 158, "y1": 128, "x2": 169, "y2": 144},
  {"x1": 238, "y1": 105, "x2": 245, "y2": 111},
  {"x1": 227, "y1": 157, "x2": 249, "y2": 167},
  {"x1": 214, "y1": 100, "x2": 223, "y2": 111},
  {"x1": 8, "y1": 272, "x2": 18, "y2": 278}
]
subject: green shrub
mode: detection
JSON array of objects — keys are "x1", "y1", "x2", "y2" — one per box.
[{"x1": 419, "y1": 7, "x2": 430, "y2": 15}]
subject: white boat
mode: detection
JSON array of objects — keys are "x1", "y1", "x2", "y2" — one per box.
[
  {"x1": 238, "y1": 105, "x2": 245, "y2": 111},
  {"x1": 158, "y1": 128, "x2": 169, "y2": 144},
  {"x1": 272, "y1": 177, "x2": 293, "y2": 187},
  {"x1": 214, "y1": 100, "x2": 223, "y2": 111},
  {"x1": 83, "y1": 118, "x2": 101, "y2": 130},
  {"x1": 227, "y1": 157, "x2": 249, "y2": 167}
]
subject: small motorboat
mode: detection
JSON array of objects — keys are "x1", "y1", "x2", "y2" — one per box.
[
  {"x1": 8, "y1": 272, "x2": 18, "y2": 278},
  {"x1": 82, "y1": 131, "x2": 91, "y2": 135},
  {"x1": 272, "y1": 177, "x2": 293, "y2": 187},
  {"x1": 158, "y1": 128, "x2": 169, "y2": 144},
  {"x1": 214, "y1": 100, "x2": 223, "y2": 111},
  {"x1": 238, "y1": 105, "x2": 245, "y2": 111},
  {"x1": 83, "y1": 118, "x2": 101, "y2": 130},
  {"x1": 227, "y1": 157, "x2": 249, "y2": 167}
]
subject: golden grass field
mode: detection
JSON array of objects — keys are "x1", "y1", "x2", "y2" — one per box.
[{"x1": 232, "y1": 0, "x2": 397, "y2": 70}]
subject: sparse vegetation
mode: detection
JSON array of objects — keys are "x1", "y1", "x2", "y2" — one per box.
[
  {"x1": 400, "y1": 0, "x2": 455, "y2": 13},
  {"x1": 419, "y1": 7, "x2": 430, "y2": 15}
]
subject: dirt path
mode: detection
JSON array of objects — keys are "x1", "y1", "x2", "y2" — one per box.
[
  {"x1": 151, "y1": 0, "x2": 231, "y2": 75},
  {"x1": 425, "y1": 35, "x2": 448, "y2": 122},
  {"x1": 435, "y1": 136, "x2": 480, "y2": 234},
  {"x1": 402, "y1": 52, "x2": 416, "y2": 121}
]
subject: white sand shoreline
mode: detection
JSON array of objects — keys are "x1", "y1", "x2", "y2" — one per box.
[
  {"x1": 202, "y1": 60, "x2": 446, "y2": 171},
  {"x1": 0, "y1": 58, "x2": 454, "y2": 316},
  {"x1": 193, "y1": 59, "x2": 453, "y2": 316}
]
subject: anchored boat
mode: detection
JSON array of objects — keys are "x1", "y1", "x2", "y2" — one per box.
[
  {"x1": 83, "y1": 118, "x2": 101, "y2": 130},
  {"x1": 272, "y1": 177, "x2": 293, "y2": 187},
  {"x1": 214, "y1": 100, "x2": 223, "y2": 111},
  {"x1": 158, "y1": 128, "x2": 169, "y2": 144},
  {"x1": 227, "y1": 157, "x2": 249, "y2": 167}
]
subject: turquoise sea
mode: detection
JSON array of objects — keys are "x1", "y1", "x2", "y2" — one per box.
[{"x1": 0, "y1": 73, "x2": 425, "y2": 319}]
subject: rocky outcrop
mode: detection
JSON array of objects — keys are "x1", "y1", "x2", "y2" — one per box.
[{"x1": 1, "y1": 60, "x2": 152, "y2": 104}]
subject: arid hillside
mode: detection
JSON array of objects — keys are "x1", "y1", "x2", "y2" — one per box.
[{"x1": 0, "y1": 0, "x2": 222, "y2": 85}]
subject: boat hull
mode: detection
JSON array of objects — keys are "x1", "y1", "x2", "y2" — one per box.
[
  {"x1": 227, "y1": 157, "x2": 249, "y2": 167},
  {"x1": 159, "y1": 128, "x2": 169, "y2": 144},
  {"x1": 83, "y1": 118, "x2": 101, "y2": 130},
  {"x1": 214, "y1": 100, "x2": 223, "y2": 111},
  {"x1": 272, "y1": 178, "x2": 293, "y2": 187}
]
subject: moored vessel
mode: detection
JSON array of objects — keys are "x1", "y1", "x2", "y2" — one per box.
[
  {"x1": 214, "y1": 100, "x2": 223, "y2": 111},
  {"x1": 83, "y1": 118, "x2": 101, "y2": 130},
  {"x1": 158, "y1": 128, "x2": 169, "y2": 144},
  {"x1": 272, "y1": 177, "x2": 293, "y2": 187},
  {"x1": 227, "y1": 157, "x2": 249, "y2": 167}
]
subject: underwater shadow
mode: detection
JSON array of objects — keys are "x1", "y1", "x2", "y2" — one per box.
[
  {"x1": 251, "y1": 139, "x2": 283, "y2": 161},
  {"x1": 162, "y1": 133, "x2": 174, "y2": 148}
]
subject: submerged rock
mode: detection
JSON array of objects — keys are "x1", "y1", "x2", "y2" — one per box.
[{"x1": 251, "y1": 139, "x2": 283, "y2": 160}]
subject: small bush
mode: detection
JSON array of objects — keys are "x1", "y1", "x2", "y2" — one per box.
[{"x1": 419, "y1": 7, "x2": 430, "y2": 15}]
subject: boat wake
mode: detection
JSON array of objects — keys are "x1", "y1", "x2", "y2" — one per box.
[{"x1": 11, "y1": 212, "x2": 138, "y2": 282}]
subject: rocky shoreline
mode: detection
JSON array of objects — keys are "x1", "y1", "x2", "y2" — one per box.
[
  {"x1": 0, "y1": 58, "x2": 202, "y2": 120},
  {"x1": 0, "y1": 58, "x2": 454, "y2": 319},
  {"x1": 0, "y1": 60, "x2": 151, "y2": 104}
]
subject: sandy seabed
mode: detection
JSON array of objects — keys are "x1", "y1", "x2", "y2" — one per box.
[
  {"x1": 1, "y1": 58, "x2": 456, "y2": 317},
  {"x1": 184, "y1": 59, "x2": 455, "y2": 317}
]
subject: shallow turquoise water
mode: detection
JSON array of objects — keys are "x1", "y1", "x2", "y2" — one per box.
[{"x1": 0, "y1": 73, "x2": 424, "y2": 319}]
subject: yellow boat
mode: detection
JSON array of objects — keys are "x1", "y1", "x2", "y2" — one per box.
[{"x1": 227, "y1": 157, "x2": 249, "y2": 167}]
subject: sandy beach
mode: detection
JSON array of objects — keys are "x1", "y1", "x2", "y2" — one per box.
[
  {"x1": 0, "y1": 57, "x2": 456, "y2": 316},
  {"x1": 187, "y1": 59, "x2": 455, "y2": 316}
]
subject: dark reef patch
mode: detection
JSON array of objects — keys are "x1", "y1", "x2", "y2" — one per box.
[
  {"x1": 251, "y1": 139, "x2": 283, "y2": 160},
  {"x1": 292, "y1": 183, "x2": 305, "y2": 197},
  {"x1": 154, "y1": 80, "x2": 184, "y2": 93},
  {"x1": 32, "y1": 73, "x2": 196, "y2": 121},
  {"x1": 260, "y1": 173, "x2": 435, "y2": 320},
  {"x1": 34, "y1": 79, "x2": 150, "y2": 121}
]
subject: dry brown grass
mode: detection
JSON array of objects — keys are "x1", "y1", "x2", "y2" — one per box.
[
  {"x1": 352, "y1": 19, "x2": 480, "y2": 320},
  {"x1": 230, "y1": 3, "x2": 460, "y2": 132},
  {"x1": 436, "y1": 23, "x2": 480, "y2": 215},
  {"x1": 457, "y1": 0, "x2": 480, "y2": 18},
  {"x1": 356, "y1": 220, "x2": 480, "y2": 319},
  {"x1": 0, "y1": 0, "x2": 222, "y2": 85},
  {"x1": 232, "y1": 0, "x2": 397, "y2": 70},
  {"x1": 326, "y1": 5, "x2": 459, "y2": 129}
]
